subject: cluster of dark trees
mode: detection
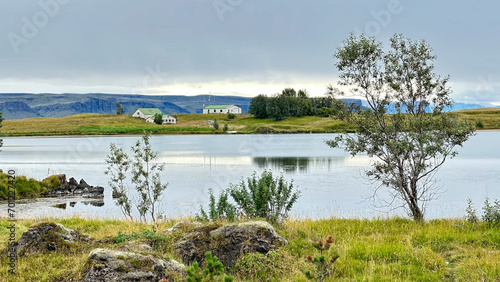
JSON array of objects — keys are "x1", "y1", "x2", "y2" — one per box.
[{"x1": 249, "y1": 88, "x2": 345, "y2": 121}]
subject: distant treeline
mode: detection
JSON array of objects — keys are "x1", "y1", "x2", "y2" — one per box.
[{"x1": 248, "y1": 88, "x2": 345, "y2": 121}]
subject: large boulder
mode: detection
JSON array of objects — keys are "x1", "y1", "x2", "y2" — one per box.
[
  {"x1": 174, "y1": 221, "x2": 287, "y2": 269},
  {"x1": 82, "y1": 248, "x2": 185, "y2": 282},
  {"x1": 16, "y1": 222, "x2": 91, "y2": 255}
]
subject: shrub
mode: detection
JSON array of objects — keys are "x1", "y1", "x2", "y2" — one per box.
[
  {"x1": 154, "y1": 113, "x2": 163, "y2": 125},
  {"x1": 197, "y1": 188, "x2": 236, "y2": 222},
  {"x1": 223, "y1": 123, "x2": 228, "y2": 132},
  {"x1": 186, "y1": 251, "x2": 234, "y2": 282},
  {"x1": 475, "y1": 119, "x2": 484, "y2": 129},
  {"x1": 198, "y1": 171, "x2": 300, "y2": 224},
  {"x1": 229, "y1": 171, "x2": 300, "y2": 224},
  {"x1": 482, "y1": 197, "x2": 500, "y2": 226},
  {"x1": 14, "y1": 175, "x2": 46, "y2": 198},
  {"x1": 227, "y1": 113, "x2": 236, "y2": 120},
  {"x1": 465, "y1": 198, "x2": 478, "y2": 224},
  {"x1": 213, "y1": 118, "x2": 219, "y2": 130},
  {"x1": 305, "y1": 235, "x2": 339, "y2": 281}
]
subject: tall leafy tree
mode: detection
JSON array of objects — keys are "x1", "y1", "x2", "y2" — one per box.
[
  {"x1": 249, "y1": 94, "x2": 269, "y2": 118},
  {"x1": 327, "y1": 34, "x2": 475, "y2": 221}
]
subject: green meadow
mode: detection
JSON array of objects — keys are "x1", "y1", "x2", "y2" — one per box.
[
  {"x1": 2, "y1": 108, "x2": 499, "y2": 136},
  {"x1": 0, "y1": 217, "x2": 499, "y2": 281}
]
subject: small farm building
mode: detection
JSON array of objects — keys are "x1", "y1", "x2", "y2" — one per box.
[{"x1": 203, "y1": 105, "x2": 242, "y2": 114}]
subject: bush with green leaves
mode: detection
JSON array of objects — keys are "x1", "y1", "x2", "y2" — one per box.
[
  {"x1": 187, "y1": 251, "x2": 234, "y2": 282},
  {"x1": 230, "y1": 171, "x2": 300, "y2": 224},
  {"x1": 305, "y1": 235, "x2": 339, "y2": 281},
  {"x1": 222, "y1": 123, "x2": 228, "y2": 132},
  {"x1": 226, "y1": 113, "x2": 236, "y2": 120},
  {"x1": 198, "y1": 171, "x2": 300, "y2": 224},
  {"x1": 465, "y1": 198, "x2": 500, "y2": 226},
  {"x1": 465, "y1": 198, "x2": 479, "y2": 224},
  {"x1": 213, "y1": 118, "x2": 219, "y2": 130},
  {"x1": 197, "y1": 188, "x2": 236, "y2": 222},
  {"x1": 153, "y1": 113, "x2": 163, "y2": 124},
  {"x1": 482, "y1": 197, "x2": 500, "y2": 226}
]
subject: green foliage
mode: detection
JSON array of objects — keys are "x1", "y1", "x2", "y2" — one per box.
[
  {"x1": 229, "y1": 171, "x2": 300, "y2": 224},
  {"x1": 105, "y1": 143, "x2": 133, "y2": 221},
  {"x1": 233, "y1": 250, "x2": 285, "y2": 281},
  {"x1": 327, "y1": 33, "x2": 476, "y2": 221},
  {"x1": 482, "y1": 198, "x2": 500, "y2": 226},
  {"x1": 41, "y1": 175, "x2": 61, "y2": 190},
  {"x1": 222, "y1": 123, "x2": 228, "y2": 132},
  {"x1": 197, "y1": 188, "x2": 236, "y2": 222},
  {"x1": 187, "y1": 251, "x2": 234, "y2": 282},
  {"x1": 475, "y1": 119, "x2": 484, "y2": 128},
  {"x1": 113, "y1": 228, "x2": 170, "y2": 251},
  {"x1": 305, "y1": 235, "x2": 339, "y2": 281},
  {"x1": 14, "y1": 176, "x2": 47, "y2": 198},
  {"x1": 249, "y1": 94, "x2": 269, "y2": 119},
  {"x1": 213, "y1": 118, "x2": 219, "y2": 130},
  {"x1": 106, "y1": 131, "x2": 168, "y2": 229},
  {"x1": 131, "y1": 131, "x2": 168, "y2": 228},
  {"x1": 465, "y1": 198, "x2": 478, "y2": 224},
  {"x1": 153, "y1": 113, "x2": 163, "y2": 124},
  {"x1": 198, "y1": 171, "x2": 300, "y2": 224},
  {"x1": 226, "y1": 113, "x2": 235, "y2": 120}
]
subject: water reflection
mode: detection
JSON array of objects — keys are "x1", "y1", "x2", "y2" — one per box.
[
  {"x1": 52, "y1": 200, "x2": 105, "y2": 209},
  {"x1": 252, "y1": 156, "x2": 366, "y2": 173}
]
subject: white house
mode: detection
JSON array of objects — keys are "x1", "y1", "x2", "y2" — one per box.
[
  {"x1": 145, "y1": 115, "x2": 177, "y2": 124},
  {"x1": 203, "y1": 105, "x2": 242, "y2": 114},
  {"x1": 132, "y1": 108, "x2": 163, "y2": 119},
  {"x1": 132, "y1": 108, "x2": 177, "y2": 124}
]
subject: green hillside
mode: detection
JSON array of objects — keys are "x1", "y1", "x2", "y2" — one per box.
[{"x1": 1, "y1": 109, "x2": 499, "y2": 137}]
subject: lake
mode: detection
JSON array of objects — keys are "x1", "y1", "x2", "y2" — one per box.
[{"x1": 1, "y1": 133, "x2": 499, "y2": 220}]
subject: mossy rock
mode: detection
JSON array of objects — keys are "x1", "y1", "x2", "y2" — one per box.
[
  {"x1": 82, "y1": 248, "x2": 186, "y2": 282},
  {"x1": 174, "y1": 221, "x2": 287, "y2": 269},
  {"x1": 16, "y1": 222, "x2": 91, "y2": 255}
]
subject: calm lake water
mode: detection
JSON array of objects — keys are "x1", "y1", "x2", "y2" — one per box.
[{"x1": 1, "y1": 133, "x2": 499, "y2": 220}]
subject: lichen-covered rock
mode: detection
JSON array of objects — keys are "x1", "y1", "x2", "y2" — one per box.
[
  {"x1": 116, "y1": 240, "x2": 153, "y2": 253},
  {"x1": 163, "y1": 221, "x2": 203, "y2": 234},
  {"x1": 83, "y1": 248, "x2": 185, "y2": 282},
  {"x1": 174, "y1": 221, "x2": 287, "y2": 269},
  {"x1": 16, "y1": 222, "x2": 91, "y2": 255}
]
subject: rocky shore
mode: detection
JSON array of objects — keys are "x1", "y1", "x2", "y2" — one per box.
[{"x1": 43, "y1": 174, "x2": 104, "y2": 199}]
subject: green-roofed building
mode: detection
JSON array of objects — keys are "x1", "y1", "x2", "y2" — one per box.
[
  {"x1": 203, "y1": 105, "x2": 242, "y2": 114},
  {"x1": 132, "y1": 108, "x2": 177, "y2": 124},
  {"x1": 132, "y1": 108, "x2": 163, "y2": 118}
]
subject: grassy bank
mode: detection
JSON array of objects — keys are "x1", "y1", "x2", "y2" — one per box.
[
  {"x1": 1, "y1": 108, "x2": 499, "y2": 136},
  {"x1": 1, "y1": 217, "x2": 499, "y2": 281}
]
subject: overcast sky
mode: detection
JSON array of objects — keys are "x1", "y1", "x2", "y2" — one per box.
[{"x1": 1, "y1": 0, "x2": 499, "y2": 105}]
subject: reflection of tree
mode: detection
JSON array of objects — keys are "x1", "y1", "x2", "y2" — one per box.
[
  {"x1": 253, "y1": 157, "x2": 310, "y2": 173},
  {"x1": 253, "y1": 156, "x2": 353, "y2": 173}
]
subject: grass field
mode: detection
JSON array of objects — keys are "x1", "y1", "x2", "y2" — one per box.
[
  {"x1": 1, "y1": 108, "x2": 499, "y2": 136},
  {"x1": 0, "y1": 217, "x2": 499, "y2": 281}
]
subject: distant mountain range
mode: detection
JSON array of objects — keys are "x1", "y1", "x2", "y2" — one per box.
[
  {"x1": 0, "y1": 93, "x2": 252, "y2": 120},
  {"x1": 0, "y1": 93, "x2": 492, "y2": 120}
]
